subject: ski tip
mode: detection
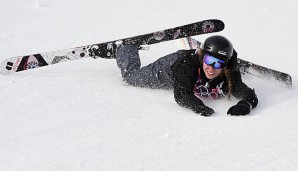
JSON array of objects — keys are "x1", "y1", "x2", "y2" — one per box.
[
  {"x1": 211, "y1": 19, "x2": 225, "y2": 31},
  {"x1": 0, "y1": 59, "x2": 12, "y2": 75},
  {"x1": 200, "y1": 19, "x2": 225, "y2": 33},
  {"x1": 284, "y1": 75, "x2": 293, "y2": 88}
]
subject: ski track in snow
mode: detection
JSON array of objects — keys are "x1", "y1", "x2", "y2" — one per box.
[{"x1": 0, "y1": 0, "x2": 298, "y2": 170}]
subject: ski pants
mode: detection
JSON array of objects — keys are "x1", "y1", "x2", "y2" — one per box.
[{"x1": 115, "y1": 44, "x2": 181, "y2": 89}]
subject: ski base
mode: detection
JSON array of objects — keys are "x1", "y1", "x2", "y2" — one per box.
[{"x1": 0, "y1": 19, "x2": 224, "y2": 74}]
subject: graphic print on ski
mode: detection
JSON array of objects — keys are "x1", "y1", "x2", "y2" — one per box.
[
  {"x1": 0, "y1": 19, "x2": 224, "y2": 75},
  {"x1": 88, "y1": 19, "x2": 225, "y2": 59}
]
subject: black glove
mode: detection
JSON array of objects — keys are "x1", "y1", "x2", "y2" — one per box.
[
  {"x1": 227, "y1": 100, "x2": 251, "y2": 116},
  {"x1": 194, "y1": 105, "x2": 215, "y2": 116}
]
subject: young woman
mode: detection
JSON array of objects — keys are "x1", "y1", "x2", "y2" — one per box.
[{"x1": 115, "y1": 35, "x2": 258, "y2": 116}]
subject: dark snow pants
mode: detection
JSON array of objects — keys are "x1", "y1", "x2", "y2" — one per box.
[{"x1": 115, "y1": 44, "x2": 181, "y2": 89}]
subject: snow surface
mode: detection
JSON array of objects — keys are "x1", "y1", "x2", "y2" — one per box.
[{"x1": 1, "y1": 0, "x2": 298, "y2": 170}]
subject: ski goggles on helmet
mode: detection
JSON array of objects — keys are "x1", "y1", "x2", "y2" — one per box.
[{"x1": 203, "y1": 53, "x2": 227, "y2": 69}]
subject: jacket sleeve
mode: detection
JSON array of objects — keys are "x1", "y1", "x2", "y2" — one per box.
[
  {"x1": 231, "y1": 71, "x2": 258, "y2": 108},
  {"x1": 171, "y1": 53, "x2": 205, "y2": 111},
  {"x1": 229, "y1": 49, "x2": 258, "y2": 109}
]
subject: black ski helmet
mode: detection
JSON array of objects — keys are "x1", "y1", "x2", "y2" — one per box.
[{"x1": 201, "y1": 35, "x2": 233, "y2": 60}]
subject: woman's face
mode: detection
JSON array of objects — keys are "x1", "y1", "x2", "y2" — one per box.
[{"x1": 203, "y1": 62, "x2": 223, "y2": 80}]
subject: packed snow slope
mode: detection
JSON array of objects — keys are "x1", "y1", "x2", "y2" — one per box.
[{"x1": 0, "y1": 0, "x2": 298, "y2": 170}]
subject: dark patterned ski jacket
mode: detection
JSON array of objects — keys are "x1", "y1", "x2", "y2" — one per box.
[{"x1": 170, "y1": 49, "x2": 258, "y2": 113}]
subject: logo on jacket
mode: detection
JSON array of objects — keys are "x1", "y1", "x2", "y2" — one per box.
[{"x1": 193, "y1": 79, "x2": 225, "y2": 100}]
